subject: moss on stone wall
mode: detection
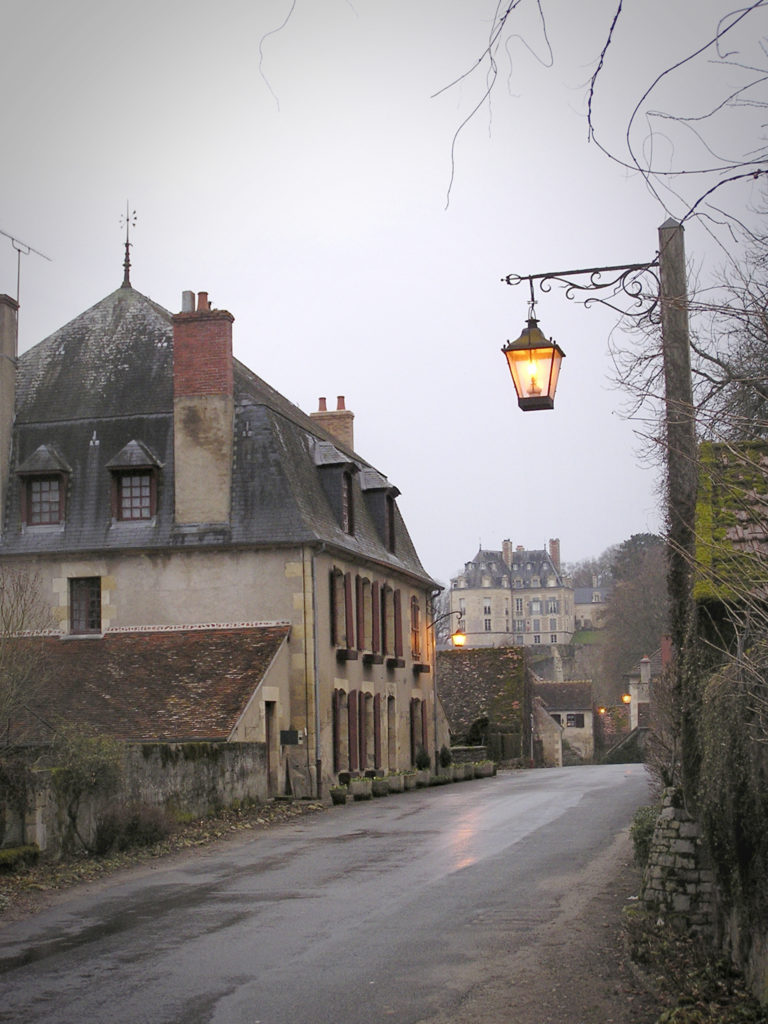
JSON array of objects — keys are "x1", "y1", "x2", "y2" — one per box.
[{"x1": 698, "y1": 659, "x2": 768, "y2": 931}]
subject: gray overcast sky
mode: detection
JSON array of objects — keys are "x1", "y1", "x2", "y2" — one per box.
[{"x1": 1, "y1": 1, "x2": 764, "y2": 584}]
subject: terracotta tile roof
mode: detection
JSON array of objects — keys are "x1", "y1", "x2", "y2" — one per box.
[{"x1": 11, "y1": 626, "x2": 289, "y2": 744}]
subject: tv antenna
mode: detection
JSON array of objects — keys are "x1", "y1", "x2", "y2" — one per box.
[{"x1": 0, "y1": 227, "x2": 52, "y2": 306}]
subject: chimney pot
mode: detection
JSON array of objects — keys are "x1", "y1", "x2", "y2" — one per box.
[
  {"x1": 197, "y1": 291, "x2": 209, "y2": 312},
  {"x1": 318, "y1": 397, "x2": 327, "y2": 411},
  {"x1": 337, "y1": 396, "x2": 346, "y2": 410},
  {"x1": 181, "y1": 290, "x2": 195, "y2": 313}
]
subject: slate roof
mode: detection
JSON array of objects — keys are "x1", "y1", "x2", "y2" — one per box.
[
  {"x1": 9, "y1": 626, "x2": 290, "y2": 744},
  {"x1": 4, "y1": 284, "x2": 431, "y2": 584},
  {"x1": 454, "y1": 546, "x2": 565, "y2": 588},
  {"x1": 535, "y1": 680, "x2": 593, "y2": 712}
]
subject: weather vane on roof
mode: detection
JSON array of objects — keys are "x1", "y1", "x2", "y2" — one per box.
[{"x1": 120, "y1": 202, "x2": 137, "y2": 288}]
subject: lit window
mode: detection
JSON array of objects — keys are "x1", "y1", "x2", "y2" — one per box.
[
  {"x1": 410, "y1": 596, "x2": 421, "y2": 659},
  {"x1": 70, "y1": 577, "x2": 101, "y2": 634}
]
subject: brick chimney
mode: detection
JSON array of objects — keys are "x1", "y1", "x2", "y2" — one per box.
[
  {"x1": 548, "y1": 537, "x2": 561, "y2": 572},
  {"x1": 0, "y1": 294, "x2": 18, "y2": 522},
  {"x1": 310, "y1": 395, "x2": 354, "y2": 451},
  {"x1": 502, "y1": 539, "x2": 513, "y2": 568},
  {"x1": 172, "y1": 290, "x2": 234, "y2": 525}
]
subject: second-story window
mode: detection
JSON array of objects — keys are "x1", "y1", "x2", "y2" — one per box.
[{"x1": 410, "y1": 596, "x2": 421, "y2": 659}]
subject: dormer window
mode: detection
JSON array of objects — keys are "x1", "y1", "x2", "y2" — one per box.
[
  {"x1": 314, "y1": 440, "x2": 359, "y2": 536},
  {"x1": 29, "y1": 476, "x2": 63, "y2": 524},
  {"x1": 341, "y1": 471, "x2": 354, "y2": 534},
  {"x1": 17, "y1": 444, "x2": 71, "y2": 527},
  {"x1": 360, "y1": 468, "x2": 399, "y2": 553},
  {"x1": 107, "y1": 440, "x2": 160, "y2": 522}
]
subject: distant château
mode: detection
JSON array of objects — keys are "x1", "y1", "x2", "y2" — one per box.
[{"x1": 450, "y1": 539, "x2": 575, "y2": 648}]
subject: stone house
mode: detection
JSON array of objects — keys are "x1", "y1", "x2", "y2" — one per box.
[
  {"x1": 0, "y1": 265, "x2": 447, "y2": 803},
  {"x1": 573, "y1": 577, "x2": 613, "y2": 631},
  {"x1": 534, "y1": 679, "x2": 594, "y2": 761},
  {"x1": 449, "y1": 539, "x2": 575, "y2": 648}
]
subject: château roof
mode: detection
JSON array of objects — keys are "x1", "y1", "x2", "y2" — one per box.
[{"x1": 453, "y1": 546, "x2": 566, "y2": 589}]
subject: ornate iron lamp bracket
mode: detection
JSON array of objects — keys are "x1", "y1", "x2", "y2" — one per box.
[{"x1": 503, "y1": 259, "x2": 661, "y2": 321}]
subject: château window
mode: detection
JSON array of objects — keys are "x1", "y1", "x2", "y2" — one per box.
[
  {"x1": 70, "y1": 577, "x2": 102, "y2": 634},
  {"x1": 550, "y1": 633, "x2": 558, "y2": 644}
]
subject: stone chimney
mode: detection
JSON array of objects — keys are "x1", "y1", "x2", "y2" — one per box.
[
  {"x1": 172, "y1": 290, "x2": 234, "y2": 525},
  {"x1": 310, "y1": 395, "x2": 354, "y2": 450},
  {"x1": 0, "y1": 294, "x2": 18, "y2": 522},
  {"x1": 548, "y1": 537, "x2": 561, "y2": 572},
  {"x1": 639, "y1": 656, "x2": 651, "y2": 687}
]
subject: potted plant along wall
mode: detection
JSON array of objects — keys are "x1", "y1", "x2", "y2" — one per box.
[{"x1": 330, "y1": 784, "x2": 348, "y2": 805}]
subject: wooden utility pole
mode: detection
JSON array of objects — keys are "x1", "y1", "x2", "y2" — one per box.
[{"x1": 658, "y1": 218, "x2": 698, "y2": 793}]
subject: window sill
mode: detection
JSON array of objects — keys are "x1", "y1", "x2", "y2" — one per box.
[
  {"x1": 335, "y1": 648, "x2": 359, "y2": 662},
  {"x1": 412, "y1": 662, "x2": 431, "y2": 675},
  {"x1": 362, "y1": 653, "x2": 383, "y2": 665},
  {"x1": 385, "y1": 657, "x2": 405, "y2": 669}
]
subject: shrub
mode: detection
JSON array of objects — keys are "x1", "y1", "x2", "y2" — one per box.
[
  {"x1": 0, "y1": 845, "x2": 39, "y2": 873},
  {"x1": 439, "y1": 745, "x2": 453, "y2": 768},
  {"x1": 630, "y1": 804, "x2": 659, "y2": 868},
  {"x1": 415, "y1": 746, "x2": 431, "y2": 770}
]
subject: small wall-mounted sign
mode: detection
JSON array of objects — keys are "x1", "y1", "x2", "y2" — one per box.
[{"x1": 280, "y1": 729, "x2": 300, "y2": 746}]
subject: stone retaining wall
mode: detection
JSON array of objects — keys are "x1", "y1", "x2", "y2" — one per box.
[{"x1": 642, "y1": 787, "x2": 715, "y2": 932}]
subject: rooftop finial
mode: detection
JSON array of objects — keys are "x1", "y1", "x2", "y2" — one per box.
[{"x1": 120, "y1": 202, "x2": 137, "y2": 288}]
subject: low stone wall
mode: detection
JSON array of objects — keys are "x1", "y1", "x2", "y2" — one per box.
[
  {"x1": 4, "y1": 741, "x2": 268, "y2": 858},
  {"x1": 642, "y1": 787, "x2": 715, "y2": 932},
  {"x1": 450, "y1": 745, "x2": 487, "y2": 764}
]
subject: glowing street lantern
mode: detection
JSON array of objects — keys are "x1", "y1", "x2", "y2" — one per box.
[{"x1": 502, "y1": 318, "x2": 565, "y2": 411}]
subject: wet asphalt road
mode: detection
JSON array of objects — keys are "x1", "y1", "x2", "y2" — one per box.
[{"x1": 0, "y1": 764, "x2": 650, "y2": 1024}]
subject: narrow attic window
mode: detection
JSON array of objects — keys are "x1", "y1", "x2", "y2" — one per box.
[
  {"x1": 341, "y1": 471, "x2": 354, "y2": 534},
  {"x1": 106, "y1": 440, "x2": 160, "y2": 522},
  {"x1": 385, "y1": 493, "x2": 396, "y2": 552}
]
